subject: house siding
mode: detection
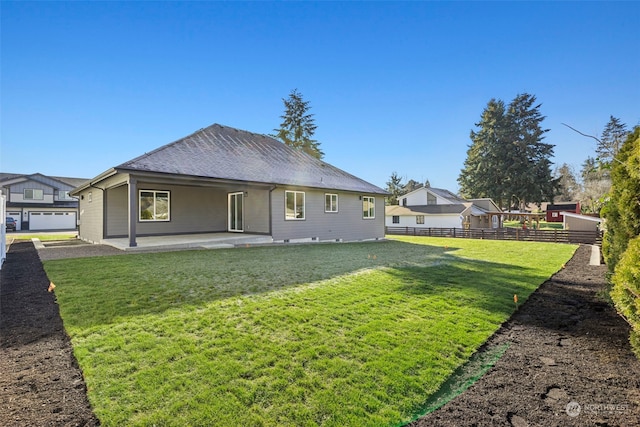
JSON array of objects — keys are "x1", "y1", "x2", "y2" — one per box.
[
  {"x1": 101, "y1": 183, "x2": 272, "y2": 237},
  {"x1": 243, "y1": 188, "x2": 270, "y2": 234},
  {"x1": 8, "y1": 180, "x2": 54, "y2": 204},
  {"x1": 270, "y1": 187, "x2": 384, "y2": 242},
  {"x1": 77, "y1": 188, "x2": 104, "y2": 244},
  {"x1": 385, "y1": 214, "x2": 461, "y2": 229}
]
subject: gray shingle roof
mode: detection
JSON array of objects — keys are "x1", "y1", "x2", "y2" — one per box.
[{"x1": 116, "y1": 123, "x2": 387, "y2": 194}]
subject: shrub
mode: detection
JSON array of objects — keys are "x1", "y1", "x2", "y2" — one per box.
[
  {"x1": 602, "y1": 126, "x2": 640, "y2": 271},
  {"x1": 610, "y1": 235, "x2": 640, "y2": 358}
]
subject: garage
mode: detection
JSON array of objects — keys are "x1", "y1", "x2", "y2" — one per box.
[
  {"x1": 7, "y1": 212, "x2": 22, "y2": 231},
  {"x1": 29, "y1": 211, "x2": 77, "y2": 230}
]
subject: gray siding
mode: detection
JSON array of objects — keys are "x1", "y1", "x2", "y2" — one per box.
[
  {"x1": 270, "y1": 187, "x2": 385, "y2": 242},
  {"x1": 106, "y1": 182, "x2": 269, "y2": 237},
  {"x1": 243, "y1": 188, "x2": 270, "y2": 234},
  {"x1": 77, "y1": 188, "x2": 104, "y2": 244}
]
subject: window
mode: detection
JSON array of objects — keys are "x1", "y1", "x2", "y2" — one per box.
[
  {"x1": 325, "y1": 193, "x2": 338, "y2": 212},
  {"x1": 427, "y1": 193, "x2": 437, "y2": 205},
  {"x1": 139, "y1": 190, "x2": 170, "y2": 221},
  {"x1": 392, "y1": 215, "x2": 400, "y2": 224},
  {"x1": 416, "y1": 215, "x2": 425, "y2": 224},
  {"x1": 362, "y1": 196, "x2": 375, "y2": 219},
  {"x1": 58, "y1": 191, "x2": 73, "y2": 200},
  {"x1": 402, "y1": 198, "x2": 407, "y2": 206},
  {"x1": 285, "y1": 191, "x2": 305, "y2": 220},
  {"x1": 24, "y1": 189, "x2": 44, "y2": 200},
  {"x1": 88, "y1": 192, "x2": 92, "y2": 203}
]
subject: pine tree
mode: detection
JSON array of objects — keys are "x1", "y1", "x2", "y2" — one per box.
[
  {"x1": 597, "y1": 116, "x2": 628, "y2": 168},
  {"x1": 273, "y1": 89, "x2": 323, "y2": 159},
  {"x1": 385, "y1": 172, "x2": 404, "y2": 205},
  {"x1": 458, "y1": 99, "x2": 510, "y2": 208},
  {"x1": 554, "y1": 163, "x2": 580, "y2": 202},
  {"x1": 458, "y1": 94, "x2": 557, "y2": 210}
]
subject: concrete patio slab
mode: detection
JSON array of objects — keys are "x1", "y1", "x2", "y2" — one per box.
[{"x1": 101, "y1": 233, "x2": 273, "y2": 251}]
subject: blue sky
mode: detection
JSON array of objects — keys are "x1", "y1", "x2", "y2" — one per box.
[{"x1": 1, "y1": 1, "x2": 638, "y2": 192}]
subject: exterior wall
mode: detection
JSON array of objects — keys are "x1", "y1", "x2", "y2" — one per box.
[
  {"x1": 385, "y1": 213, "x2": 461, "y2": 229},
  {"x1": 77, "y1": 187, "x2": 105, "y2": 243},
  {"x1": 564, "y1": 216, "x2": 601, "y2": 232},
  {"x1": 243, "y1": 188, "x2": 270, "y2": 234},
  {"x1": 103, "y1": 183, "x2": 272, "y2": 238},
  {"x1": 403, "y1": 188, "x2": 450, "y2": 206},
  {"x1": 270, "y1": 187, "x2": 385, "y2": 242},
  {"x1": 8, "y1": 180, "x2": 55, "y2": 204}
]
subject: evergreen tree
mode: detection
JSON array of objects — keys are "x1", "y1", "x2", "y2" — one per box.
[
  {"x1": 458, "y1": 99, "x2": 510, "y2": 208},
  {"x1": 554, "y1": 163, "x2": 580, "y2": 202},
  {"x1": 597, "y1": 116, "x2": 628, "y2": 168},
  {"x1": 458, "y1": 94, "x2": 557, "y2": 210},
  {"x1": 385, "y1": 172, "x2": 404, "y2": 205},
  {"x1": 273, "y1": 89, "x2": 324, "y2": 159},
  {"x1": 602, "y1": 125, "x2": 640, "y2": 271},
  {"x1": 579, "y1": 156, "x2": 611, "y2": 214}
]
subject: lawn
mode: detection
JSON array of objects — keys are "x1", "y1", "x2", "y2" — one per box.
[
  {"x1": 503, "y1": 220, "x2": 563, "y2": 230},
  {"x1": 44, "y1": 237, "x2": 576, "y2": 426}
]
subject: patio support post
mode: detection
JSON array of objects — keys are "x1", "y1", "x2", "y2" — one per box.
[{"x1": 128, "y1": 177, "x2": 137, "y2": 247}]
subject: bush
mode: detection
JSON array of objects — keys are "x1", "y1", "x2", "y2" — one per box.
[
  {"x1": 602, "y1": 126, "x2": 640, "y2": 271},
  {"x1": 610, "y1": 236, "x2": 640, "y2": 358}
]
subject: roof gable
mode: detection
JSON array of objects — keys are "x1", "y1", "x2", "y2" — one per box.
[{"x1": 114, "y1": 123, "x2": 386, "y2": 194}]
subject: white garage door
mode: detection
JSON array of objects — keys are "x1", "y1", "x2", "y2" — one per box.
[{"x1": 29, "y1": 212, "x2": 77, "y2": 230}]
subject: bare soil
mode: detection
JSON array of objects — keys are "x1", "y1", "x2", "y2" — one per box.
[{"x1": 1, "y1": 241, "x2": 638, "y2": 426}]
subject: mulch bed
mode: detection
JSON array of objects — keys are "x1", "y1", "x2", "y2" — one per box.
[
  {"x1": 0, "y1": 241, "x2": 99, "y2": 426},
  {"x1": 1, "y1": 241, "x2": 638, "y2": 426}
]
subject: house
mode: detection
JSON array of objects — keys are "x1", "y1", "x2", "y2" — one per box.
[
  {"x1": 546, "y1": 202, "x2": 581, "y2": 222},
  {"x1": 385, "y1": 187, "x2": 501, "y2": 229},
  {"x1": 71, "y1": 123, "x2": 388, "y2": 247},
  {"x1": 0, "y1": 173, "x2": 87, "y2": 231}
]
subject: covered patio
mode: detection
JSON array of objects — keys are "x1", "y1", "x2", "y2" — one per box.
[{"x1": 101, "y1": 232, "x2": 273, "y2": 251}]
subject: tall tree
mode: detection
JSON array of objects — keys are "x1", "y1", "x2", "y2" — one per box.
[
  {"x1": 459, "y1": 99, "x2": 509, "y2": 207},
  {"x1": 385, "y1": 172, "x2": 404, "y2": 205},
  {"x1": 597, "y1": 116, "x2": 628, "y2": 168},
  {"x1": 554, "y1": 163, "x2": 580, "y2": 202},
  {"x1": 579, "y1": 156, "x2": 611, "y2": 214},
  {"x1": 273, "y1": 89, "x2": 324, "y2": 159},
  {"x1": 458, "y1": 94, "x2": 557, "y2": 210}
]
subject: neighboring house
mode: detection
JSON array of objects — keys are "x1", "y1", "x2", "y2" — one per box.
[
  {"x1": 562, "y1": 212, "x2": 603, "y2": 232},
  {"x1": 0, "y1": 173, "x2": 87, "y2": 231},
  {"x1": 71, "y1": 123, "x2": 388, "y2": 247},
  {"x1": 385, "y1": 187, "x2": 501, "y2": 229},
  {"x1": 546, "y1": 202, "x2": 581, "y2": 222}
]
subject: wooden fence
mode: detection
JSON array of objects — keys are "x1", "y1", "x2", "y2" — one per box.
[{"x1": 385, "y1": 226, "x2": 603, "y2": 245}]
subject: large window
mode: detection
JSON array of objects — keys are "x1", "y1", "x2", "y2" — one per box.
[
  {"x1": 139, "y1": 190, "x2": 170, "y2": 221},
  {"x1": 362, "y1": 196, "x2": 375, "y2": 219},
  {"x1": 416, "y1": 215, "x2": 425, "y2": 224},
  {"x1": 24, "y1": 189, "x2": 44, "y2": 200},
  {"x1": 325, "y1": 193, "x2": 338, "y2": 213},
  {"x1": 285, "y1": 191, "x2": 305, "y2": 220}
]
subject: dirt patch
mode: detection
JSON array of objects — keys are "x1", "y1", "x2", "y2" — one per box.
[
  {"x1": 1, "y1": 242, "x2": 638, "y2": 426},
  {"x1": 0, "y1": 241, "x2": 99, "y2": 426},
  {"x1": 411, "y1": 244, "x2": 640, "y2": 426}
]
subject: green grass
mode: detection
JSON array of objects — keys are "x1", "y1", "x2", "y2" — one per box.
[
  {"x1": 503, "y1": 220, "x2": 563, "y2": 230},
  {"x1": 8, "y1": 233, "x2": 77, "y2": 241},
  {"x1": 44, "y1": 238, "x2": 577, "y2": 426}
]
